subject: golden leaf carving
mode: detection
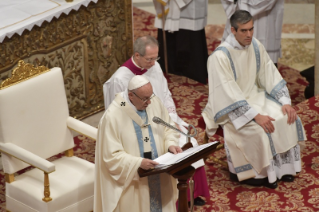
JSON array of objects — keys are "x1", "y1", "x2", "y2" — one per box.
[{"x1": 0, "y1": 60, "x2": 49, "y2": 89}]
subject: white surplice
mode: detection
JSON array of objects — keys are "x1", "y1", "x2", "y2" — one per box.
[
  {"x1": 202, "y1": 34, "x2": 306, "y2": 182},
  {"x1": 153, "y1": 0, "x2": 207, "y2": 32},
  {"x1": 94, "y1": 92, "x2": 179, "y2": 212},
  {"x1": 103, "y1": 59, "x2": 204, "y2": 168},
  {"x1": 221, "y1": 0, "x2": 284, "y2": 63}
]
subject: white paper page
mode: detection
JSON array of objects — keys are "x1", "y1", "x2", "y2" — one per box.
[
  {"x1": 154, "y1": 141, "x2": 218, "y2": 168},
  {"x1": 154, "y1": 152, "x2": 190, "y2": 166}
]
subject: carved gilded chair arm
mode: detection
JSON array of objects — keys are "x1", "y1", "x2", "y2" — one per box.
[
  {"x1": 67, "y1": 116, "x2": 97, "y2": 140},
  {"x1": 0, "y1": 143, "x2": 55, "y2": 174}
]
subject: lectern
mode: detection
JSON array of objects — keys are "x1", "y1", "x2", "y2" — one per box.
[{"x1": 138, "y1": 142, "x2": 219, "y2": 212}]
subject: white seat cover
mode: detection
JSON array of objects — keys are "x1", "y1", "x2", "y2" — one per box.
[{"x1": 6, "y1": 157, "x2": 94, "y2": 212}]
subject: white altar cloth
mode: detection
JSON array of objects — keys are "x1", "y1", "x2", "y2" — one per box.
[{"x1": 0, "y1": 0, "x2": 98, "y2": 43}]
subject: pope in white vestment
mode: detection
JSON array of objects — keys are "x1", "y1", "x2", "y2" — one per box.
[
  {"x1": 202, "y1": 10, "x2": 306, "y2": 185},
  {"x1": 103, "y1": 36, "x2": 210, "y2": 204},
  {"x1": 94, "y1": 76, "x2": 180, "y2": 212},
  {"x1": 104, "y1": 58, "x2": 198, "y2": 150},
  {"x1": 221, "y1": 0, "x2": 284, "y2": 63}
]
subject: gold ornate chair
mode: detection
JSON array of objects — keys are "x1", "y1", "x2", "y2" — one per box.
[{"x1": 0, "y1": 61, "x2": 97, "y2": 212}]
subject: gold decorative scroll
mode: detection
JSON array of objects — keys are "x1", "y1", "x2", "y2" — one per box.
[
  {"x1": 0, "y1": 0, "x2": 133, "y2": 119},
  {"x1": 0, "y1": 60, "x2": 49, "y2": 89}
]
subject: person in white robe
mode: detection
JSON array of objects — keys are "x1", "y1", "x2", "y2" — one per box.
[
  {"x1": 221, "y1": 0, "x2": 284, "y2": 64},
  {"x1": 153, "y1": 0, "x2": 207, "y2": 32},
  {"x1": 202, "y1": 10, "x2": 306, "y2": 189},
  {"x1": 152, "y1": 0, "x2": 208, "y2": 84},
  {"x1": 94, "y1": 75, "x2": 182, "y2": 212},
  {"x1": 103, "y1": 36, "x2": 209, "y2": 205}
]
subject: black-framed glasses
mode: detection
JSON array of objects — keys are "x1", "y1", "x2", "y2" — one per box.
[
  {"x1": 143, "y1": 56, "x2": 160, "y2": 62},
  {"x1": 132, "y1": 92, "x2": 155, "y2": 103}
]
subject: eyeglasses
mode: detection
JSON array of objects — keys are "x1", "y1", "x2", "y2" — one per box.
[
  {"x1": 143, "y1": 56, "x2": 160, "y2": 62},
  {"x1": 132, "y1": 92, "x2": 155, "y2": 103}
]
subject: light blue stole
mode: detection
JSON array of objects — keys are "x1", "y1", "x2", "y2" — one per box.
[{"x1": 133, "y1": 110, "x2": 162, "y2": 212}]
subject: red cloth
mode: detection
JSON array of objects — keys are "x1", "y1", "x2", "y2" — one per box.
[{"x1": 187, "y1": 166, "x2": 210, "y2": 200}]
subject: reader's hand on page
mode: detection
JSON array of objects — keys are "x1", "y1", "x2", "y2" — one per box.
[
  {"x1": 168, "y1": 145, "x2": 183, "y2": 154},
  {"x1": 140, "y1": 158, "x2": 159, "y2": 170}
]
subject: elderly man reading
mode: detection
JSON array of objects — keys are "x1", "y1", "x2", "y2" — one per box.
[
  {"x1": 103, "y1": 35, "x2": 209, "y2": 205},
  {"x1": 94, "y1": 75, "x2": 182, "y2": 211}
]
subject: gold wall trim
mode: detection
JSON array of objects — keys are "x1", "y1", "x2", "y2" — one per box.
[{"x1": 0, "y1": 0, "x2": 133, "y2": 119}]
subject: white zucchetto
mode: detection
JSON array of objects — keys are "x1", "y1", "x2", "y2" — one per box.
[{"x1": 128, "y1": 75, "x2": 150, "y2": 90}]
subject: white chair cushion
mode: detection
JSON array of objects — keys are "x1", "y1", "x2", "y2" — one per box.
[{"x1": 6, "y1": 156, "x2": 94, "y2": 212}]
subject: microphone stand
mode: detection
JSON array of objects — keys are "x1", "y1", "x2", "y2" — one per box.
[
  {"x1": 152, "y1": 116, "x2": 195, "y2": 211},
  {"x1": 181, "y1": 125, "x2": 195, "y2": 212},
  {"x1": 152, "y1": 116, "x2": 197, "y2": 139},
  {"x1": 181, "y1": 125, "x2": 194, "y2": 151},
  {"x1": 187, "y1": 125, "x2": 195, "y2": 212}
]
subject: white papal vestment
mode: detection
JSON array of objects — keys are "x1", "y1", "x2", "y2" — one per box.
[
  {"x1": 94, "y1": 91, "x2": 179, "y2": 212},
  {"x1": 103, "y1": 58, "x2": 209, "y2": 201},
  {"x1": 202, "y1": 34, "x2": 306, "y2": 182},
  {"x1": 103, "y1": 60, "x2": 204, "y2": 168}
]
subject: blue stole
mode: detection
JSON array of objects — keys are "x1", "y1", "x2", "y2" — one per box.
[{"x1": 133, "y1": 110, "x2": 162, "y2": 212}]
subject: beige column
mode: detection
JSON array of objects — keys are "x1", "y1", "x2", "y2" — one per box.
[{"x1": 315, "y1": 0, "x2": 319, "y2": 95}]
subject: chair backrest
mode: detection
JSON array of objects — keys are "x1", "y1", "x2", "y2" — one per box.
[{"x1": 0, "y1": 61, "x2": 74, "y2": 174}]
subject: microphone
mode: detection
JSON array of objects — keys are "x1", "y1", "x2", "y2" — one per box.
[{"x1": 152, "y1": 116, "x2": 197, "y2": 137}]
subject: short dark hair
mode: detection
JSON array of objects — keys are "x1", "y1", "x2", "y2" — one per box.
[
  {"x1": 230, "y1": 10, "x2": 253, "y2": 31},
  {"x1": 133, "y1": 36, "x2": 159, "y2": 56}
]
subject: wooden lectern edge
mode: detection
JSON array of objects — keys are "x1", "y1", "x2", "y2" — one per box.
[
  {"x1": 181, "y1": 142, "x2": 193, "y2": 151},
  {"x1": 138, "y1": 142, "x2": 220, "y2": 178}
]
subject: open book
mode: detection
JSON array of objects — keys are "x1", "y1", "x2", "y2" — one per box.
[{"x1": 154, "y1": 141, "x2": 218, "y2": 168}]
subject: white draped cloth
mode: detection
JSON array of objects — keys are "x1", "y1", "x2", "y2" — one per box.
[
  {"x1": 202, "y1": 34, "x2": 306, "y2": 182},
  {"x1": 0, "y1": 0, "x2": 98, "y2": 43},
  {"x1": 153, "y1": 0, "x2": 207, "y2": 32},
  {"x1": 94, "y1": 92, "x2": 179, "y2": 212},
  {"x1": 221, "y1": 0, "x2": 284, "y2": 63},
  {"x1": 103, "y1": 59, "x2": 204, "y2": 168}
]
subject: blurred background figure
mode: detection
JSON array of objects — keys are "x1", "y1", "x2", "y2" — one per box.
[
  {"x1": 153, "y1": 0, "x2": 208, "y2": 84},
  {"x1": 221, "y1": 0, "x2": 284, "y2": 67}
]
